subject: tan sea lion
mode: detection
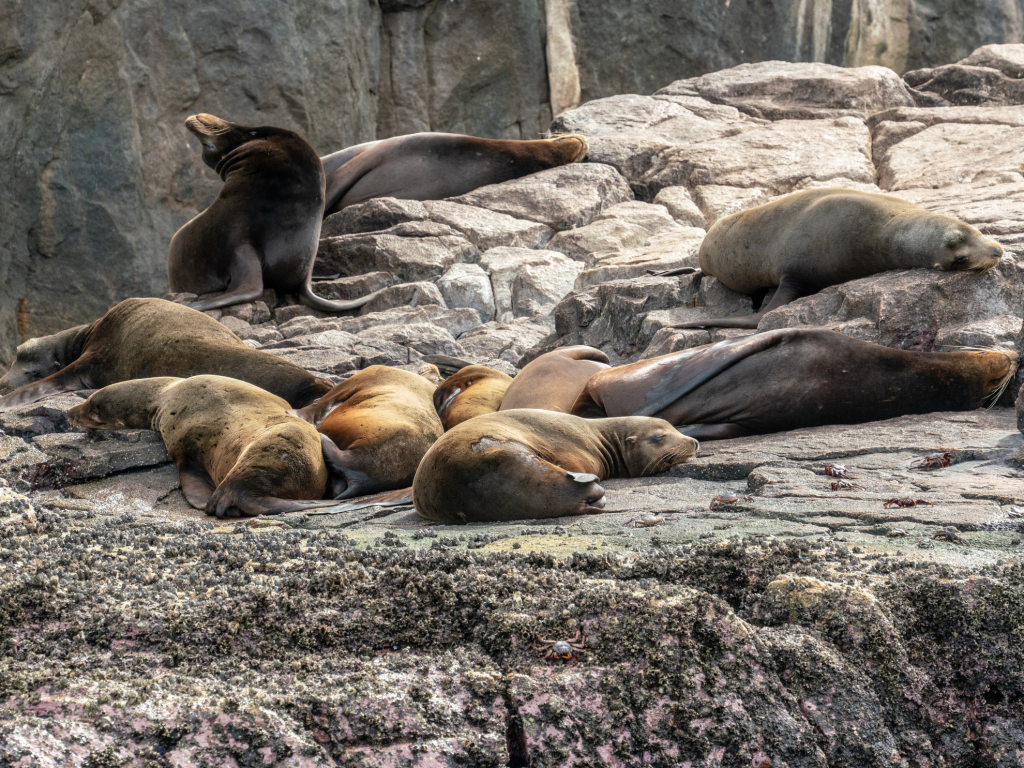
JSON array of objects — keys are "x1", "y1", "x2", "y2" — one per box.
[
  {"x1": 412, "y1": 409, "x2": 699, "y2": 523},
  {"x1": 433, "y1": 365, "x2": 513, "y2": 430},
  {"x1": 572, "y1": 329, "x2": 1018, "y2": 440},
  {"x1": 500, "y1": 346, "x2": 610, "y2": 414},
  {"x1": 0, "y1": 299, "x2": 332, "y2": 411},
  {"x1": 68, "y1": 376, "x2": 345, "y2": 518},
  {"x1": 320, "y1": 132, "x2": 589, "y2": 216},
  {"x1": 671, "y1": 189, "x2": 1004, "y2": 329},
  {"x1": 292, "y1": 365, "x2": 444, "y2": 499},
  {"x1": 169, "y1": 113, "x2": 384, "y2": 313}
]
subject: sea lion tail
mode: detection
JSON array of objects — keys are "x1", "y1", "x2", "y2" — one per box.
[{"x1": 300, "y1": 281, "x2": 386, "y2": 313}]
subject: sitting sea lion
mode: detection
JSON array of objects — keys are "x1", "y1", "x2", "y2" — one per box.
[
  {"x1": 500, "y1": 346, "x2": 610, "y2": 414},
  {"x1": 320, "y1": 132, "x2": 589, "y2": 216},
  {"x1": 572, "y1": 329, "x2": 1018, "y2": 440},
  {"x1": 671, "y1": 189, "x2": 1004, "y2": 329},
  {"x1": 168, "y1": 113, "x2": 384, "y2": 312},
  {"x1": 292, "y1": 365, "x2": 444, "y2": 499},
  {"x1": 433, "y1": 365, "x2": 513, "y2": 430},
  {"x1": 0, "y1": 298, "x2": 331, "y2": 411},
  {"x1": 68, "y1": 376, "x2": 344, "y2": 518},
  {"x1": 412, "y1": 409, "x2": 699, "y2": 523}
]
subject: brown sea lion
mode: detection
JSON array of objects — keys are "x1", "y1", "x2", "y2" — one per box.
[
  {"x1": 671, "y1": 189, "x2": 1004, "y2": 329},
  {"x1": 433, "y1": 365, "x2": 513, "y2": 430},
  {"x1": 572, "y1": 329, "x2": 1018, "y2": 440},
  {"x1": 321, "y1": 132, "x2": 589, "y2": 216},
  {"x1": 68, "y1": 376, "x2": 345, "y2": 518},
  {"x1": 412, "y1": 409, "x2": 698, "y2": 523},
  {"x1": 169, "y1": 113, "x2": 384, "y2": 313},
  {"x1": 500, "y1": 346, "x2": 610, "y2": 413},
  {"x1": 292, "y1": 365, "x2": 444, "y2": 499},
  {"x1": 0, "y1": 298, "x2": 331, "y2": 411}
]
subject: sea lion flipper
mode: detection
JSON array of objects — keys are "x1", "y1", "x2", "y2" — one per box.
[
  {"x1": 304, "y1": 488, "x2": 415, "y2": 516},
  {"x1": 669, "y1": 274, "x2": 810, "y2": 329},
  {"x1": 0, "y1": 363, "x2": 95, "y2": 412},
  {"x1": 648, "y1": 267, "x2": 698, "y2": 277},
  {"x1": 678, "y1": 424, "x2": 752, "y2": 441},
  {"x1": 187, "y1": 244, "x2": 265, "y2": 312},
  {"x1": 178, "y1": 463, "x2": 217, "y2": 509},
  {"x1": 566, "y1": 471, "x2": 600, "y2": 484}
]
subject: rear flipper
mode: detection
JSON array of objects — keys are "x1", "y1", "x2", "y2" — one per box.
[
  {"x1": 678, "y1": 424, "x2": 752, "y2": 441},
  {"x1": 0, "y1": 363, "x2": 95, "y2": 412},
  {"x1": 306, "y1": 488, "x2": 415, "y2": 516},
  {"x1": 204, "y1": 482, "x2": 407, "y2": 519},
  {"x1": 178, "y1": 462, "x2": 217, "y2": 509},
  {"x1": 669, "y1": 274, "x2": 808, "y2": 330},
  {"x1": 648, "y1": 267, "x2": 698, "y2": 277},
  {"x1": 321, "y1": 434, "x2": 411, "y2": 499},
  {"x1": 187, "y1": 243, "x2": 265, "y2": 312}
]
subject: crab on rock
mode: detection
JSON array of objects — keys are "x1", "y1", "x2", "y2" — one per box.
[{"x1": 532, "y1": 632, "x2": 586, "y2": 662}]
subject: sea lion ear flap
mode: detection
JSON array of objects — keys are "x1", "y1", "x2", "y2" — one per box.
[
  {"x1": 625, "y1": 435, "x2": 637, "y2": 444},
  {"x1": 566, "y1": 471, "x2": 599, "y2": 484}
]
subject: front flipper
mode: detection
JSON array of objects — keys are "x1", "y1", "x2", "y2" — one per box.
[
  {"x1": 0, "y1": 363, "x2": 96, "y2": 412},
  {"x1": 669, "y1": 274, "x2": 809, "y2": 330},
  {"x1": 188, "y1": 243, "x2": 264, "y2": 312},
  {"x1": 647, "y1": 267, "x2": 698, "y2": 277},
  {"x1": 178, "y1": 462, "x2": 217, "y2": 509},
  {"x1": 678, "y1": 424, "x2": 752, "y2": 441}
]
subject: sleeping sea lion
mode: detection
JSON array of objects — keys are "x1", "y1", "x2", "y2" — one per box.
[
  {"x1": 292, "y1": 365, "x2": 444, "y2": 499},
  {"x1": 68, "y1": 376, "x2": 346, "y2": 518},
  {"x1": 500, "y1": 346, "x2": 610, "y2": 413},
  {"x1": 0, "y1": 298, "x2": 332, "y2": 411},
  {"x1": 412, "y1": 409, "x2": 698, "y2": 523},
  {"x1": 572, "y1": 329, "x2": 1018, "y2": 440},
  {"x1": 321, "y1": 132, "x2": 589, "y2": 216},
  {"x1": 671, "y1": 189, "x2": 1004, "y2": 329},
  {"x1": 433, "y1": 365, "x2": 513, "y2": 430},
  {"x1": 168, "y1": 113, "x2": 384, "y2": 313}
]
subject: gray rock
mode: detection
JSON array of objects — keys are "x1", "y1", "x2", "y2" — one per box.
[
  {"x1": 221, "y1": 300, "x2": 273, "y2": 325},
  {"x1": 546, "y1": 201, "x2": 681, "y2": 262},
  {"x1": 315, "y1": 226, "x2": 479, "y2": 283},
  {"x1": 871, "y1": 120, "x2": 928, "y2": 167},
  {"x1": 451, "y1": 164, "x2": 633, "y2": 231},
  {"x1": 219, "y1": 316, "x2": 255, "y2": 340},
  {"x1": 422, "y1": 201, "x2": 555, "y2": 251},
  {"x1": 25, "y1": 431, "x2": 171, "y2": 491},
  {"x1": 313, "y1": 273, "x2": 396, "y2": 302},
  {"x1": 896, "y1": 180, "x2": 1024, "y2": 241},
  {"x1": 457, "y1": 319, "x2": 555, "y2": 366},
  {"x1": 904, "y1": 47, "x2": 1024, "y2": 106},
  {"x1": 937, "y1": 315, "x2": 1022, "y2": 350},
  {"x1": 652, "y1": 187, "x2": 708, "y2": 228},
  {"x1": 693, "y1": 185, "x2": 773, "y2": 225},
  {"x1": 0, "y1": 393, "x2": 87, "y2": 439},
  {"x1": 574, "y1": 227, "x2": 706, "y2": 289},
  {"x1": 478, "y1": 248, "x2": 581, "y2": 323},
  {"x1": 322, "y1": 199, "x2": 430, "y2": 238},
  {"x1": 437, "y1": 264, "x2": 497, "y2": 322},
  {"x1": 354, "y1": 323, "x2": 465, "y2": 359},
  {"x1": 358, "y1": 282, "x2": 446, "y2": 315}
]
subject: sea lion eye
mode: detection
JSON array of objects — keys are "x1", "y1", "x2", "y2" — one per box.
[
  {"x1": 953, "y1": 255, "x2": 968, "y2": 265},
  {"x1": 250, "y1": 131, "x2": 258, "y2": 137},
  {"x1": 648, "y1": 434, "x2": 665, "y2": 444}
]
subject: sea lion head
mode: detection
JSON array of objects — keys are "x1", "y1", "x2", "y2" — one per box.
[
  {"x1": 899, "y1": 214, "x2": 1004, "y2": 272},
  {"x1": 185, "y1": 113, "x2": 286, "y2": 172},
  {"x1": 0, "y1": 336, "x2": 65, "y2": 394},
  {"x1": 433, "y1": 366, "x2": 512, "y2": 430},
  {"x1": 617, "y1": 417, "x2": 699, "y2": 476},
  {"x1": 549, "y1": 133, "x2": 589, "y2": 164},
  {"x1": 968, "y1": 348, "x2": 1019, "y2": 406},
  {"x1": 68, "y1": 378, "x2": 180, "y2": 431}
]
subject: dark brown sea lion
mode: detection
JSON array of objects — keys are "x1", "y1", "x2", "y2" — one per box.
[
  {"x1": 68, "y1": 376, "x2": 344, "y2": 518},
  {"x1": 672, "y1": 189, "x2": 1004, "y2": 329},
  {"x1": 321, "y1": 132, "x2": 589, "y2": 216},
  {"x1": 292, "y1": 365, "x2": 444, "y2": 499},
  {"x1": 500, "y1": 346, "x2": 610, "y2": 414},
  {"x1": 168, "y1": 113, "x2": 383, "y2": 312},
  {"x1": 0, "y1": 298, "x2": 331, "y2": 411},
  {"x1": 433, "y1": 365, "x2": 513, "y2": 430},
  {"x1": 572, "y1": 329, "x2": 1018, "y2": 440},
  {"x1": 412, "y1": 409, "x2": 698, "y2": 523}
]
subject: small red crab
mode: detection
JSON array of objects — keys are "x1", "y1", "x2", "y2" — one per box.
[
  {"x1": 823, "y1": 463, "x2": 856, "y2": 479},
  {"x1": 932, "y1": 528, "x2": 968, "y2": 545},
  {"x1": 709, "y1": 493, "x2": 754, "y2": 509},
  {"x1": 910, "y1": 452, "x2": 951, "y2": 470},
  {"x1": 883, "y1": 497, "x2": 935, "y2": 508},
  {"x1": 532, "y1": 632, "x2": 586, "y2": 662},
  {"x1": 623, "y1": 514, "x2": 674, "y2": 528},
  {"x1": 830, "y1": 480, "x2": 866, "y2": 492}
]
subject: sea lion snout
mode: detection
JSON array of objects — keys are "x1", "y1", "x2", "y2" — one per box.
[
  {"x1": 622, "y1": 421, "x2": 699, "y2": 476},
  {"x1": 946, "y1": 226, "x2": 1003, "y2": 271},
  {"x1": 185, "y1": 113, "x2": 232, "y2": 137}
]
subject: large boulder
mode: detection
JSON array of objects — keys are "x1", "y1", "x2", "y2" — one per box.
[
  {"x1": 478, "y1": 247, "x2": 582, "y2": 323},
  {"x1": 905, "y1": 44, "x2": 1024, "y2": 105}
]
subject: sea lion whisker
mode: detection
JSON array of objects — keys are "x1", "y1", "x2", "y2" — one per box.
[{"x1": 983, "y1": 367, "x2": 1015, "y2": 408}]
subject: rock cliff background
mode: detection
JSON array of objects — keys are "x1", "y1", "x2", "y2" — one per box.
[{"x1": 2, "y1": 0, "x2": 1023, "y2": 366}]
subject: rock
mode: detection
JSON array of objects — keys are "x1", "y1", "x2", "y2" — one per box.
[
  {"x1": 652, "y1": 186, "x2": 708, "y2": 228},
  {"x1": 937, "y1": 315, "x2": 1022, "y2": 351},
  {"x1": 961, "y1": 44, "x2": 1024, "y2": 79},
  {"x1": 759, "y1": 260, "x2": 1024, "y2": 352},
  {"x1": 693, "y1": 185, "x2": 772, "y2": 225},
  {"x1": 457, "y1": 319, "x2": 554, "y2": 366},
  {"x1": 0, "y1": 393, "x2": 87, "y2": 439},
  {"x1": 354, "y1": 323, "x2": 465, "y2": 359},
  {"x1": 275, "y1": 306, "x2": 479, "y2": 343},
  {"x1": 642, "y1": 117, "x2": 874, "y2": 198},
  {"x1": 868, "y1": 105, "x2": 1024, "y2": 130},
  {"x1": 0, "y1": 486, "x2": 33, "y2": 518},
  {"x1": 545, "y1": 201, "x2": 681, "y2": 262},
  {"x1": 322, "y1": 199, "x2": 430, "y2": 238},
  {"x1": 437, "y1": 264, "x2": 497, "y2": 322},
  {"x1": 358, "y1": 281, "x2": 446, "y2": 315},
  {"x1": 221, "y1": 300, "x2": 273, "y2": 325},
  {"x1": 450, "y1": 164, "x2": 633, "y2": 231},
  {"x1": 313, "y1": 272, "x2": 396, "y2": 302},
  {"x1": 248, "y1": 324, "x2": 284, "y2": 346},
  {"x1": 657, "y1": 61, "x2": 916, "y2": 119},
  {"x1": 315, "y1": 225, "x2": 480, "y2": 283},
  {"x1": 218, "y1": 315, "x2": 255, "y2": 340},
  {"x1": 478, "y1": 248, "x2": 581, "y2": 323},
  {"x1": 574, "y1": 227, "x2": 706, "y2": 289},
  {"x1": 24, "y1": 431, "x2": 171, "y2": 491},
  {"x1": 877, "y1": 122, "x2": 1024, "y2": 191},
  {"x1": 904, "y1": 47, "x2": 1024, "y2": 106},
  {"x1": 871, "y1": 120, "x2": 928, "y2": 167},
  {"x1": 894, "y1": 181, "x2": 1024, "y2": 241}
]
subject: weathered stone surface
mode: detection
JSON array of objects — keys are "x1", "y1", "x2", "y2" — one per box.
[
  {"x1": 218, "y1": 315, "x2": 255, "y2": 340},
  {"x1": 322, "y1": 198, "x2": 429, "y2": 238},
  {"x1": 274, "y1": 306, "x2": 476, "y2": 344},
  {"x1": 658, "y1": 61, "x2": 916, "y2": 119},
  {"x1": 575, "y1": 227, "x2": 706, "y2": 288},
  {"x1": 315, "y1": 225, "x2": 479, "y2": 283},
  {"x1": 937, "y1": 314, "x2": 1022, "y2": 350},
  {"x1": 0, "y1": 393, "x2": 87, "y2": 439},
  {"x1": 478, "y1": 248, "x2": 581, "y2": 323},
  {"x1": 437, "y1": 263, "x2": 497, "y2": 322},
  {"x1": 358, "y1": 281, "x2": 445, "y2": 315},
  {"x1": 642, "y1": 117, "x2": 874, "y2": 197},
  {"x1": 24, "y1": 431, "x2": 171, "y2": 491},
  {"x1": 878, "y1": 122, "x2": 1024, "y2": 190},
  {"x1": 457, "y1": 319, "x2": 554, "y2": 366},
  {"x1": 905, "y1": 44, "x2": 1024, "y2": 106},
  {"x1": 451, "y1": 164, "x2": 634, "y2": 231},
  {"x1": 546, "y1": 201, "x2": 681, "y2": 262},
  {"x1": 652, "y1": 186, "x2": 708, "y2": 228},
  {"x1": 896, "y1": 180, "x2": 1024, "y2": 239},
  {"x1": 693, "y1": 184, "x2": 773, "y2": 225},
  {"x1": 312, "y1": 272, "x2": 396, "y2": 302}
]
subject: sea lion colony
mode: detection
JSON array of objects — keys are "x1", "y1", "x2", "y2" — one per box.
[{"x1": 4, "y1": 113, "x2": 1019, "y2": 523}]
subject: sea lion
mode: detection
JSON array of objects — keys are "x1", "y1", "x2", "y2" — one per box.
[
  {"x1": 168, "y1": 113, "x2": 383, "y2": 313},
  {"x1": 0, "y1": 298, "x2": 332, "y2": 411},
  {"x1": 433, "y1": 365, "x2": 513, "y2": 430},
  {"x1": 321, "y1": 132, "x2": 589, "y2": 216},
  {"x1": 292, "y1": 365, "x2": 444, "y2": 499},
  {"x1": 68, "y1": 376, "x2": 344, "y2": 518},
  {"x1": 671, "y1": 189, "x2": 1004, "y2": 329},
  {"x1": 572, "y1": 329, "x2": 1018, "y2": 440},
  {"x1": 500, "y1": 346, "x2": 610, "y2": 413},
  {"x1": 412, "y1": 409, "x2": 698, "y2": 523}
]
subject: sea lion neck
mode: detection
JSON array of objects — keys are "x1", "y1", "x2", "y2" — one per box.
[{"x1": 589, "y1": 420, "x2": 630, "y2": 477}]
